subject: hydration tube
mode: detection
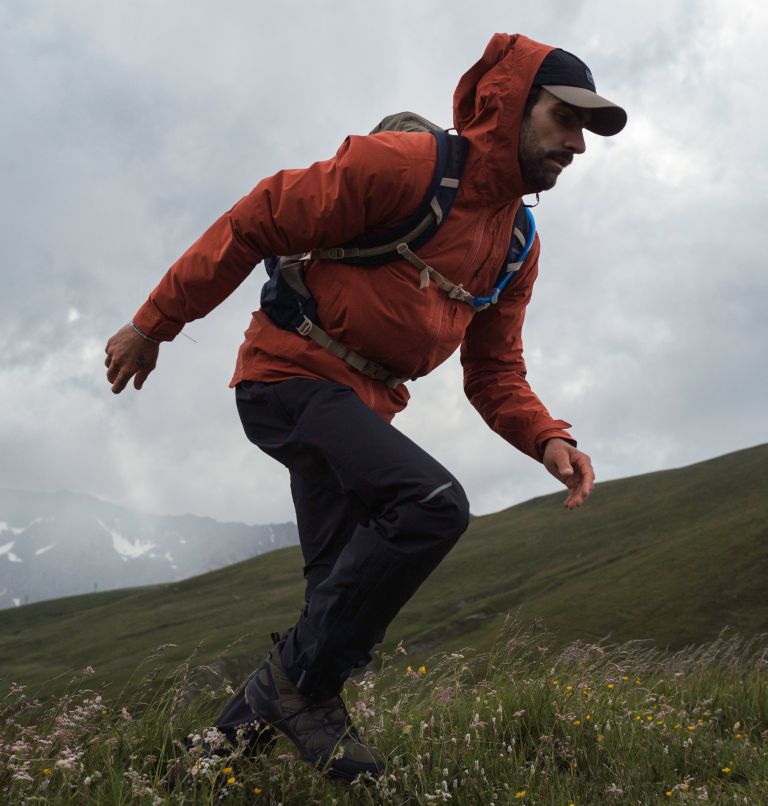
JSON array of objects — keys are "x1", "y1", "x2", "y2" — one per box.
[{"x1": 472, "y1": 205, "x2": 537, "y2": 308}]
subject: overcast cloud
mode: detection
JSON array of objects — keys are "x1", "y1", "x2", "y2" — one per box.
[{"x1": 1, "y1": 0, "x2": 766, "y2": 525}]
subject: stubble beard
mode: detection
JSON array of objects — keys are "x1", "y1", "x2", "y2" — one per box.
[{"x1": 518, "y1": 118, "x2": 570, "y2": 193}]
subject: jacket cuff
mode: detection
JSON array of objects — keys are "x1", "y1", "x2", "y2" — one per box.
[
  {"x1": 535, "y1": 430, "x2": 577, "y2": 461},
  {"x1": 132, "y1": 298, "x2": 185, "y2": 342}
]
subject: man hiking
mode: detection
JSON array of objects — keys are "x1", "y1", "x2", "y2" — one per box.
[{"x1": 105, "y1": 33, "x2": 626, "y2": 781}]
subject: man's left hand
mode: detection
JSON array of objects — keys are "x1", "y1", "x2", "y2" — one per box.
[{"x1": 542, "y1": 438, "x2": 595, "y2": 510}]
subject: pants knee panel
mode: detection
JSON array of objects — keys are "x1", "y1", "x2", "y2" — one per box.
[{"x1": 413, "y1": 479, "x2": 470, "y2": 545}]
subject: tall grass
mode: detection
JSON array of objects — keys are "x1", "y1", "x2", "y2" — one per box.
[{"x1": 2, "y1": 619, "x2": 766, "y2": 804}]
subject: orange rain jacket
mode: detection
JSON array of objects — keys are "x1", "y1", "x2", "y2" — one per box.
[{"x1": 133, "y1": 33, "x2": 575, "y2": 461}]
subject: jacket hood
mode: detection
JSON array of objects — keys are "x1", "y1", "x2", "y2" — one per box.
[{"x1": 453, "y1": 34, "x2": 554, "y2": 202}]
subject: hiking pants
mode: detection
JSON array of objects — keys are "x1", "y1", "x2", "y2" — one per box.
[{"x1": 214, "y1": 378, "x2": 468, "y2": 732}]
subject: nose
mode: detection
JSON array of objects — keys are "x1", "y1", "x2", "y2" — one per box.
[{"x1": 566, "y1": 127, "x2": 587, "y2": 155}]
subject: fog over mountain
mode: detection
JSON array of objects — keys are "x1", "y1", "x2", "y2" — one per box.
[{"x1": 0, "y1": 489, "x2": 298, "y2": 609}]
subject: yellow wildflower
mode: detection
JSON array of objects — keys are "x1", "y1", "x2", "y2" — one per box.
[
  {"x1": 418, "y1": 665, "x2": 427, "y2": 675},
  {"x1": 585, "y1": 714, "x2": 591, "y2": 721},
  {"x1": 647, "y1": 715, "x2": 653, "y2": 721},
  {"x1": 223, "y1": 767, "x2": 233, "y2": 774},
  {"x1": 722, "y1": 767, "x2": 731, "y2": 774},
  {"x1": 227, "y1": 776, "x2": 236, "y2": 785},
  {"x1": 635, "y1": 678, "x2": 641, "y2": 685},
  {"x1": 665, "y1": 791, "x2": 673, "y2": 797},
  {"x1": 515, "y1": 790, "x2": 526, "y2": 798},
  {"x1": 596, "y1": 735, "x2": 604, "y2": 743},
  {"x1": 253, "y1": 787, "x2": 262, "y2": 795},
  {"x1": 552, "y1": 680, "x2": 560, "y2": 686},
  {"x1": 688, "y1": 725, "x2": 695, "y2": 732},
  {"x1": 607, "y1": 683, "x2": 614, "y2": 689},
  {"x1": 406, "y1": 665, "x2": 413, "y2": 673},
  {"x1": 565, "y1": 684, "x2": 573, "y2": 692},
  {"x1": 574, "y1": 719, "x2": 581, "y2": 726},
  {"x1": 42, "y1": 768, "x2": 52, "y2": 776},
  {"x1": 735, "y1": 733, "x2": 744, "y2": 740},
  {"x1": 622, "y1": 675, "x2": 629, "y2": 681}
]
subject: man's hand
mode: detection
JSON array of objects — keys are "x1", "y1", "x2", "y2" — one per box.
[
  {"x1": 542, "y1": 438, "x2": 595, "y2": 510},
  {"x1": 104, "y1": 324, "x2": 160, "y2": 394}
]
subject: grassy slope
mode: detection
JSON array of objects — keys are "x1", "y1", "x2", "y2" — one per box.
[{"x1": 1, "y1": 444, "x2": 766, "y2": 696}]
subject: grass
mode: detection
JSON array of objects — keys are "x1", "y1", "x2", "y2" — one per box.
[
  {"x1": 2, "y1": 444, "x2": 767, "y2": 702},
  {"x1": 2, "y1": 618, "x2": 766, "y2": 805}
]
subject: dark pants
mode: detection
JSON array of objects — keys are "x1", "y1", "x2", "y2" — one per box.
[{"x1": 213, "y1": 379, "x2": 469, "y2": 737}]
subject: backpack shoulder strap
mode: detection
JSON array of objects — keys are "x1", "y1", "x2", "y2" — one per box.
[
  {"x1": 313, "y1": 130, "x2": 469, "y2": 266},
  {"x1": 472, "y1": 204, "x2": 537, "y2": 308}
]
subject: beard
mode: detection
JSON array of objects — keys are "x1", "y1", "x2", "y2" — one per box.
[{"x1": 518, "y1": 118, "x2": 573, "y2": 192}]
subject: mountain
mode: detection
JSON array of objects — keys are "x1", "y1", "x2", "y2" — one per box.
[
  {"x1": 0, "y1": 489, "x2": 298, "y2": 609},
  {"x1": 0, "y1": 444, "x2": 766, "y2": 697}
]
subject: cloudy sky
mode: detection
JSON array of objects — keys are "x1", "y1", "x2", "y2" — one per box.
[{"x1": 1, "y1": 0, "x2": 766, "y2": 526}]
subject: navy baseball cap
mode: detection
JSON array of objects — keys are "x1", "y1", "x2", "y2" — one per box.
[{"x1": 534, "y1": 49, "x2": 627, "y2": 136}]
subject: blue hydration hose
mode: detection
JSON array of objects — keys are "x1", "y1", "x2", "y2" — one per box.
[{"x1": 472, "y1": 206, "x2": 536, "y2": 308}]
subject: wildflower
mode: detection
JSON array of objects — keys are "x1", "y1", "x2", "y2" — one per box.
[
  {"x1": 665, "y1": 792, "x2": 673, "y2": 797},
  {"x1": 42, "y1": 768, "x2": 52, "y2": 776},
  {"x1": 721, "y1": 767, "x2": 731, "y2": 774},
  {"x1": 419, "y1": 665, "x2": 427, "y2": 675},
  {"x1": 585, "y1": 715, "x2": 591, "y2": 721},
  {"x1": 402, "y1": 724, "x2": 413, "y2": 734},
  {"x1": 647, "y1": 716, "x2": 653, "y2": 721},
  {"x1": 607, "y1": 683, "x2": 614, "y2": 689},
  {"x1": 574, "y1": 720, "x2": 581, "y2": 726},
  {"x1": 635, "y1": 678, "x2": 641, "y2": 685},
  {"x1": 688, "y1": 725, "x2": 695, "y2": 732},
  {"x1": 223, "y1": 767, "x2": 233, "y2": 774},
  {"x1": 254, "y1": 787, "x2": 262, "y2": 795},
  {"x1": 406, "y1": 665, "x2": 413, "y2": 674},
  {"x1": 597, "y1": 735, "x2": 604, "y2": 743},
  {"x1": 227, "y1": 776, "x2": 236, "y2": 785},
  {"x1": 622, "y1": 676, "x2": 629, "y2": 681},
  {"x1": 552, "y1": 680, "x2": 560, "y2": 686},
  {"x1": 515, "y1": 790, "x2": 526, "y2": 798}
]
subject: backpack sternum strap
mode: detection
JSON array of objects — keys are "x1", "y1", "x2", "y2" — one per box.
[
  {"x1": 395, "y1": 243, "x2": 481, "y2": 307},
  {"x1": 313, "y1": 196, "x2": 447, "y2": 263},
  {"x1": 297, "y1": 316, "x2": 408, "y2": 389}
]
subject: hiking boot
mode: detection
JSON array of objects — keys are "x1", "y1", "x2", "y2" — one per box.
[{"x1": 244, "y1": 650, "x2": 385, "y2": 781}]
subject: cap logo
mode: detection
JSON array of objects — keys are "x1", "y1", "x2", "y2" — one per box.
[{"x1": 584, "y1": 67, "x2": 595, "y2": 90}]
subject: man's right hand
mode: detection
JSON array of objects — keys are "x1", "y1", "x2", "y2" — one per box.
[{"x1": 104, "y1": 324, "x2": 160, "y2": 394}]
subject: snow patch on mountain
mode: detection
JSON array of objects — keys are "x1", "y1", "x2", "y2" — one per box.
[{"x1": 97, "y1": 519, "x2": 157, "y2": 559}]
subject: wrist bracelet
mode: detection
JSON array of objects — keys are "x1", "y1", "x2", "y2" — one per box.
[{"x1": 131, "y1": 321, "x2": 161, "y2": 344}]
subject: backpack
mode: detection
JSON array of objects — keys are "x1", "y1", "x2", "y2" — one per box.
[{"x1": 260, "y1": 112, "x2": 536, "y2": 387}]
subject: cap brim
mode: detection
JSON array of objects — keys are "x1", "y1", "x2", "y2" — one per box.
[{"x1": 543, "y1": 85, "x2": 627, "y2": 136}]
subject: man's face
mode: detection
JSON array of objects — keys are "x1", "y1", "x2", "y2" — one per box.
[{"x1": 518, "y1": 89, "x2": 590, "y2": 192}]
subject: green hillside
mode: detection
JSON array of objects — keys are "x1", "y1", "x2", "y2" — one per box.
[{"x1": 1, "y1": 444, "x2": 766, "y2": 698}]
